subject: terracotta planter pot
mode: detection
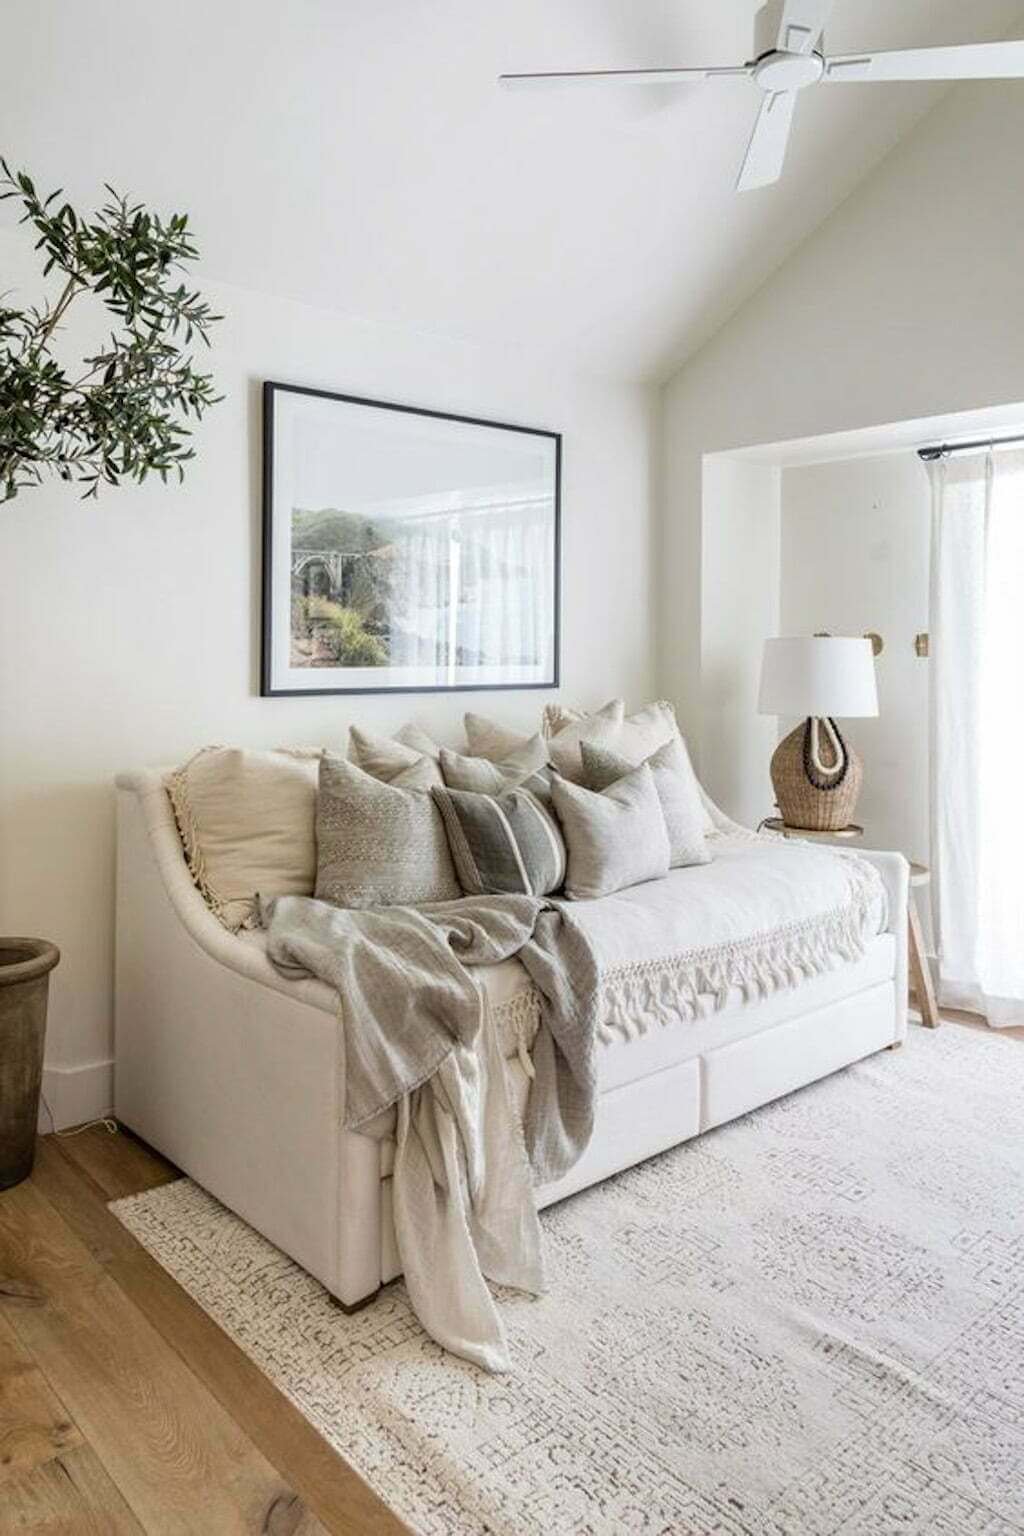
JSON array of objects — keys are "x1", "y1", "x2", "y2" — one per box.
[{"x1": 0, "y1": 938, "x2": 60, "y2": 1190}]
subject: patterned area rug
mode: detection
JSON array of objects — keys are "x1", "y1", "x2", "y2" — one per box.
[{"x1": 111, "y1": 1025, "x2": 1024, "y2": 1536}]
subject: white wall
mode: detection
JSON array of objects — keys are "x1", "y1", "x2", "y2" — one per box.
[
  {"x1": 0, "y1": 238, "x2": 657, "y2": 1125},
  {"x1": 779, "y1": 454, "x2": 931, "y2": 862},
  {"x1": 701, "y1": 457, "x2": 780, "y2": 825},
  {"x1": 660, "y1": 82, "x2": 1024, "y2": 814}
]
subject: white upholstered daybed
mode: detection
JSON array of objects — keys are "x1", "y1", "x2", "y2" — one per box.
[{"x1": 114, "y1": 768, "x2": 908, "y2": 1312}]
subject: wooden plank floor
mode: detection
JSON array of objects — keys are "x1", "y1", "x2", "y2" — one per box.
[
  {"x1": 0, "y1": 1126, "x2": 409, "y2": 1536},
  {"x1": 2, "y1": 1016, "x2": 1020, "y2": 1533}
]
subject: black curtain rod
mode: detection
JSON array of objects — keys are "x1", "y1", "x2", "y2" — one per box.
[{"x1": 917, "y1": 432, "x2": 1024, "y2": 462}]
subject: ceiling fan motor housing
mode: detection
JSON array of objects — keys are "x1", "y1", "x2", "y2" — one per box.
[{"x1": 752, "y1": 49, "x2": 825, "y2": 92}]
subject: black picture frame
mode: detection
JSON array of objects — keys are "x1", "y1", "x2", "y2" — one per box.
[{"x1": 261, "y1": 381, "x2": 562, "y2": 697}]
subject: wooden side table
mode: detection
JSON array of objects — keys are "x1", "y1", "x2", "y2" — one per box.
[
  {"x1": 907, "y1": 863, "x2": 939, "y2": 1029},
  {"x1": 761, "y1": 820, "x2": 940, "y2": 1029},
  {"x1": 761, "y1": 818, "x2": 863, "y2": 842}
]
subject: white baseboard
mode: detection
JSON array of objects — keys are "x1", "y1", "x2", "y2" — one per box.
[{"x1": 38, "y1": 1058, "x2": 114, "y2": 1133}]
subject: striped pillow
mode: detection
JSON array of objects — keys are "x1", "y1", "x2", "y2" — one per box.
[{"x1": 432, "y1": 785, "x2": 566, "y2": 897}]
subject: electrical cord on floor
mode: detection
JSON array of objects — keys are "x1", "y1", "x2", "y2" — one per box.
[{"x1": 39, "y1": 1088, "x2": 118, "y2": 1138}]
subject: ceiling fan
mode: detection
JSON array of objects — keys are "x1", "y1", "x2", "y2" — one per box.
[{"x1": 498, "y1": 0, "x2": 1024, "y2": 191}]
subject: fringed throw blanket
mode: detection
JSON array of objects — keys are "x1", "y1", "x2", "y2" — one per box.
[{"x1": 261, "y1": 837, "x2": 885, "y2": 1372}]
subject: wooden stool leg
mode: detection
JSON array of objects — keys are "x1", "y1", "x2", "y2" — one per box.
[{"x1": 908, "y1": 898, "x2": 940, "y2": 1028}]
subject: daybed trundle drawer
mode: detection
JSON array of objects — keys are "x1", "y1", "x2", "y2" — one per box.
[
  {"x1": 701, "y1": 979, "x2": 897, "y2": 1130},
  {"x1": 536, "y1": 1055, "x2": 701, "y2": 1210}
]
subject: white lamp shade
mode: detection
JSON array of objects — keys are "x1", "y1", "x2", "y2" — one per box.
[{"x1": 758, "y1": 636, "x2": 878, "y2": 718}]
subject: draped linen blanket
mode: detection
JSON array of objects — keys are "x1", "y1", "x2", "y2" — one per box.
[
  {"x1": 260, "y1": 892, "x2": 599, "y2": 1371},
  {"x1": 261, "y1": 837, "x2": 885, "y2": 1372}
]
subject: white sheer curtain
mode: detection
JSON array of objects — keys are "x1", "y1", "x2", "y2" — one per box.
[
  {"x1": 928, "y1": 448, "x2": 1024, "y2": 1027},
  {"x1": 456, "y1": 502, "x2": 551, "y2": 672},
  {"x1": 390, "y1": 523, "x2": 453, "y2": 670},
  {"x1": 390, "y1": 499, "x2": 553, "y2": 679}
]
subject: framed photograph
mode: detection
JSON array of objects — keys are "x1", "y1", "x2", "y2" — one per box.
[{"x1": 261, "y1": 382, "x2": 561, "y2": 696}]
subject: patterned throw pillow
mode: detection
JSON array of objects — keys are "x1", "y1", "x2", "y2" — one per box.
[
  {"x1": 432, "y1": 785, "x2": 566, "y2": 897},
  {"x1": 550, "y1": 764, "x2": 671, "y2": 900},
  {"x1": 348, "y1": 724, "x2": 442, "y2": 786},
  {"x1": 580, "y1": 738, "x2": 711, "y2": 869},
  {"x1": 315, "y1": 756, "x2": 460, "y2": 909}
]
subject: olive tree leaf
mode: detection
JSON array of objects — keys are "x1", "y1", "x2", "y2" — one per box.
[{"x1": 0, "y1": 160, "x2": 222, "y2": 502}]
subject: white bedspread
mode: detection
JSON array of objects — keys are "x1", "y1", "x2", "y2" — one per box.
[{"x1": 560, "y1": 834, "x2": 887, "y2": 1043}]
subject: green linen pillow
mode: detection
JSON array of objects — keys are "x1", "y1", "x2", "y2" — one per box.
[{"x1": 432, "y1": 785, "x2": 566, "y2": 898}]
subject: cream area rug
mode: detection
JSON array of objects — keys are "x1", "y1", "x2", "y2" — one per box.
[{"x1": 112, "y1": 1026, "x2": 1024, "y2": 1536}]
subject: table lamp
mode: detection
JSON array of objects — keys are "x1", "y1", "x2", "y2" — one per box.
[{"x1": 758, "y1": 636, "x2": 878, "y2": 831}]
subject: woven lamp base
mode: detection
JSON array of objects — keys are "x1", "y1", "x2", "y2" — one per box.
[{"x1": 770, "y1": 719, "x2": 863, "y2": 832}]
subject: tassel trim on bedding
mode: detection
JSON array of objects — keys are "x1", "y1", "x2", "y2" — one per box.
[
  {"x1": 164, "y1": 756, "x2": 235, "y2": 929},
  {"x1": 490, "y1": 989, "x2": 542, "y2": 1077},
  {"x1": 489, "y1": 850, "x2": 885, "y2": 1051},
  {"x1": 596, "y1": 851, "x2": 885, "y2": 1044}
]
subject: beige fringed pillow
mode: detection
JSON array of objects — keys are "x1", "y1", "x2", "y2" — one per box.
[
  {"x1": 166, "y1": 746, "x2": 322, "y2": 931},
  {"x1": 315, "y1": 756, "x2": 460, "y2": 909}
]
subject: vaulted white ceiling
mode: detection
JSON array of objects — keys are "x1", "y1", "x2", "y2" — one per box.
[{"x1": 3, "y1": 1, "x2": 1023, "y2": 381}]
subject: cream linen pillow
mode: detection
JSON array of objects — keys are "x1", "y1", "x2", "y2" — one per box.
[
  {"x1": 541, "y1": 700, "x2": 611, "y2": 739},
  {"x1": 315, "y1": 755, "x2": 460, "y2": 909},
  {"x1": 440, "y1": 738, "x2": 555, "y2": 812},
  {"x1": 463, "y1": 713, "x2": 540, "y2": 762},
  {"x1": 440, "y1": 733, "x2": 548, "y2": 786},
  {"x1": 547, "y1": 696, "x2": 705, "y2": 803},
  {"x1": 348, "y1": 724, "x2": 442, "y2": 785},
  {"x1": 580, "y1": 738, "x2": 710, "y2": 869},
  {"x1": 166, "y1": 746, "x2": 321, "y2": 931},
  {"x1": 550, "y1": 763, "x2": 671, "y2": 900},
  {"x1": 543, "y1": 699, "x2": 632, "y2": 783}
]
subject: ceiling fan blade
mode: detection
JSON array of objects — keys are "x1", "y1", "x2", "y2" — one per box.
[
  {"x1": 776, "y1": 0, "x2": 835, "y2": 55},
  {"x1": 824, "y1": 38, "x2": 1024, "y2": 82},
  {"x1": 736, "y1": 91, "x2": 797, "y2": 191},
  {"x1": 498, "y1": 64, "x2": 750, "y2": 90}
]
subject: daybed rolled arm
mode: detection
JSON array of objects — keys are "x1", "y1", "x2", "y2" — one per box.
[
  {"x1": 115, "y1": 770, "x2": 385, "y2": 1308},
  {"x1": 114, "y1": 769, "x2": 337, "y2": 1013}
]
